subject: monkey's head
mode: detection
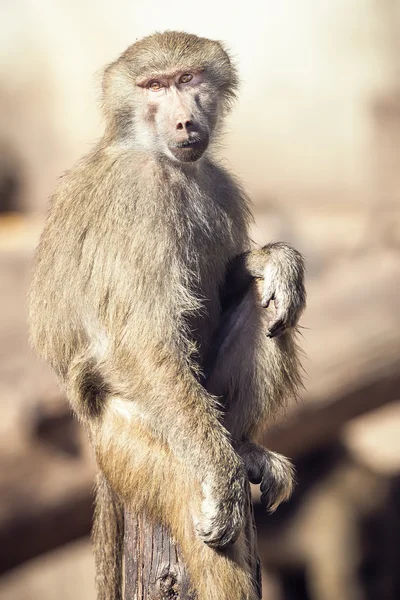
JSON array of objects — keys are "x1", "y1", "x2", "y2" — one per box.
[{"x1": 102, "y1": 31, "x2": 238, "y2": 163}]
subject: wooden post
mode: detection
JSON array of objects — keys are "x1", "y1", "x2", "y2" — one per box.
[{"x1": 124, "y1": 486, "x2": 262, "y2": 600}]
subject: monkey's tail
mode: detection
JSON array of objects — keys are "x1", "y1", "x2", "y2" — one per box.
[{"x1": 93, "y1": 471, "x2": 125, "y2": 600}]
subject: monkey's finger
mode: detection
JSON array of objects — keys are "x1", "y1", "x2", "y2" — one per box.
[
  {"x1": 267, "y1": 317, "x2": 287, "y2": 338},
  {"x1": 261, "y1": 291, "x2": 275, "y2": 308}
]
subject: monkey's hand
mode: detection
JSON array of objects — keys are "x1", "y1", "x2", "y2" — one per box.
[
  {"x1": 196, "y1": 455, "x2": 248, "y2": 549},
  {"x1": 260, "y1": 242, "x2": 306, "y2": 338},
  {"x1": 236, "y1": 441, "x2": 295, "y2": 512}
]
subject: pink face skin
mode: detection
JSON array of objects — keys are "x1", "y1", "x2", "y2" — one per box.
[{"x1": 136, "y1": 71, "x2": 212, "y2": 163}]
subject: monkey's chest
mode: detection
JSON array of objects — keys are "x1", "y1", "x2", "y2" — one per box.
[
  {"x1": 176, "y1": 223, "x2": 238, "y2": 359},
  {"x1": 154, "y1": 184, "x2": 246, "y2": 355}
]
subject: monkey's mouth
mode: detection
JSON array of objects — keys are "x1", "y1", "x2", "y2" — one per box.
[
  {"x1": 168, "y1": 135, "x2": 209, "y2": 163},
  {"x1": 174, "y1": 138, "x2": 200, "y2": 148}
]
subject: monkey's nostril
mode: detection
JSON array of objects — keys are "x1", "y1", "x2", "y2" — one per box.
[{"x1": 176, "y1": 120, "x2": 193, "y2": 131}]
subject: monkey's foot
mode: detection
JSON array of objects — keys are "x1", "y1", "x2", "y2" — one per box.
[
  {"x1": 195, "y1": 464, "x2": 247, "y2": 549},
  {"x1": 236, "y1": 441, "x2": 295, "y2": 512}
]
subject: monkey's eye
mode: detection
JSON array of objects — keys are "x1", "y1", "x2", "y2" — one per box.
[
  {"x1": 179, "y1": 73, "x2": 193, "y2": 84},
  {"x1": 148, "y1": 80, "x2": 163, "y2": 91}
]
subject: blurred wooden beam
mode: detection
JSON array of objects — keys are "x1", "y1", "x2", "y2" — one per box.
[
  {"x1": 0, "y1": 419, "x2": 95, "y2": 574},
  {"x1": 266, "y1": 365, "x2": 400, "y2": 458},
  {"x1": 265, "y1": 251, "x2": 400, "y2": 458}
]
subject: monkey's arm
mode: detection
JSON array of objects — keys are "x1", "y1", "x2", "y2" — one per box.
[
  {"x1": 223, "y1": 242, "x2": 306, "y2": 338},
  {"x1": 205, "y1": 271, "x2": 302, "y2": 512}
]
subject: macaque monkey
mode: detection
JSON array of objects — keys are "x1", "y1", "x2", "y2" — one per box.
[{"x1": 29, "y1": 31, "x2": 305, "y2": 600}]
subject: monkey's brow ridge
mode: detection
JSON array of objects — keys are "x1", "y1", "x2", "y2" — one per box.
[{"x1": 135, "y1": 67, "x2": 204, "y2": 85}]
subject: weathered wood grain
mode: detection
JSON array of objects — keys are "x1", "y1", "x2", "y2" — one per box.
[{"x1": 124, "y1": 487, "x2": 261, "y2": 600}]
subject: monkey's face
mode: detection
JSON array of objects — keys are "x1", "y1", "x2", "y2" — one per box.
[
  {"x1": 136, "y1": 71, "x2": 217, "y2": 163},
  {"x1": 102, "y1": 33, "x2": 238, "y2": 156}
]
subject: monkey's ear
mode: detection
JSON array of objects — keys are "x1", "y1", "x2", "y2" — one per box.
[
  {"x1": 102, "y1": 61, "x2": 130, "y2": 116},
  {"x1": 101, "y1": 60, "x2": 135, "y2": 140},
  {"x1": 209, "y1": 41, "x2": 240, "y2": 111}
]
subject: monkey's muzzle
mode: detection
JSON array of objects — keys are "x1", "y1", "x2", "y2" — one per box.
[{"x1": 169, "y1": 135, "x2": 209, "y2": 163}]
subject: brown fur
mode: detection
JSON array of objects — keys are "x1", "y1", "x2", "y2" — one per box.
[{"x1": 29, "y1": 31, "x2": 305, "y2": 600}]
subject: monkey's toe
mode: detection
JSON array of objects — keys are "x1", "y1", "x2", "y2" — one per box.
[
  {"x1": 197, "y1": 481, "x2": 247, "y2": 549},
  {"x1": 259, "y1": 452, "x2": 295, "y2": 512},
  {"x1": 196, "y1": 502, "x2": 246, "y2": 549},
  {"x1": 197, "y1": 521, "x2": 241, "y2": 549},
  {"x1": 260, "y1": 478, "x2": 292, "y2": 513}
]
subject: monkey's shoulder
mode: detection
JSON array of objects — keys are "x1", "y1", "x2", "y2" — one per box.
[
  {"x1": 41, "y1": 151, "x2": 251, "y2": 268},
  {"x1": 201, "y1": 159, "x2": 252, "y2": 224}
]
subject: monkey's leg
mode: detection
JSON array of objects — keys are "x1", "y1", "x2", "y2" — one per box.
[
  {"x1": 93, "y1": 410, "x2": 259, "y2": 600},
  {"x1": 68, "y1": 350, "x2": 248, "y2": 551}
]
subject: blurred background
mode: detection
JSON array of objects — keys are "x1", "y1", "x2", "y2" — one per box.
[{"x1": 0, "y1": 1, "x2": 399, "y2": 599}]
